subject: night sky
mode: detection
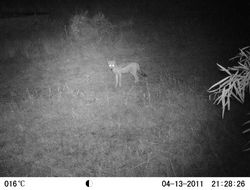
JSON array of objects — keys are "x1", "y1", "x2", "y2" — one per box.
[{"x1": 1, "y1": 0, "x2": 249, "y2": 42}]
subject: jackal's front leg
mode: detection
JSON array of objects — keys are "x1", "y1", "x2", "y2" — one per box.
[
  {"x1": 115, "y1": 74, "x2": 119, "y2": 88},
  {"x1": 118, "y1": 74, "x2": 122, "y2": 87}
]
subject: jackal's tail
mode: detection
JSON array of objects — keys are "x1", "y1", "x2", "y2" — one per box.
[{"x1": 138, "y1": 70, "x2": 147, "y2": 77}]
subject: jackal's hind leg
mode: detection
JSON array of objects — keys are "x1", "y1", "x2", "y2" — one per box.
[{"x1": 132, "y1": 71, "x2": 139, "y2": 83}]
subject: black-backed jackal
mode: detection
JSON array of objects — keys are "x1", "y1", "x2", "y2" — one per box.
[{"x1": 107, "y1": 59, "x2": 147, "y2": 87}]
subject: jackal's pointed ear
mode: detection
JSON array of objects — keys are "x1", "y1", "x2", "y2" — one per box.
[{"x1": 106, "y1": 58, "x2": 111, "y2": 65}]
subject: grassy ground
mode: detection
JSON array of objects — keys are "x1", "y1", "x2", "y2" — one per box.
[{"x1": 0, "y1": 11, "x2": 249, "y2": 177}]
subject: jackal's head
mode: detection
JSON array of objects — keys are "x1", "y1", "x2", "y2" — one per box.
[{"x1": 107, "y1": 60, "x2": 116, "y2": 71}]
